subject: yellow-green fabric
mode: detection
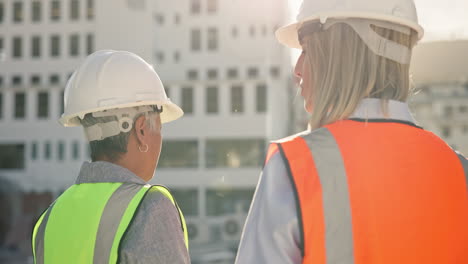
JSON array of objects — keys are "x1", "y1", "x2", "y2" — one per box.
[{"x1": 32, "y1": 183, "x2": 188, "y2": 264}]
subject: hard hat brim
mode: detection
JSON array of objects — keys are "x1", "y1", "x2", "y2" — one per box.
[
  {"x1": 275, "y1": 12, "x2": 424, "y2": 49},
  {"x1": 59, "y1": 100, "x2": 184, "y2": 127}
]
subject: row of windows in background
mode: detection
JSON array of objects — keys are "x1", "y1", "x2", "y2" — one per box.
[
  {"x1": 177, "y1": 67, "x2": 280, "y2": 80},
  {"x1": 175, "y1": 26, "x2": 276, "y2": 53},
  {"x1": 0, "y1": 139, "x2": 266, "y2": 169},
  {"x1": 0, "y1": 83, "x2": 267, "y2": 120},
  {"x1": 0, "y1": 65, "x2": 279, "y2": 88},
  {"x1": 166, "y1": 84, "x2": 268, "y2": 114},
  {"x1": 0, "y1": 91, "x2": 64, "y2": 119},
  {"x1": 0, "y1": 34, "x2": 95, "y2": 59},
  {"x1": 0, "y1": 73, "x2": 68, "y2": 88},
  {"x1": 0, "y1": 0, "x2": 94, "y2": 24},
  {"x1": 172, "y1": 188, "x2": 255, "y2": 217},
  {"x1": 154, "y1": 11, "x2": 276, "y2": 36}
]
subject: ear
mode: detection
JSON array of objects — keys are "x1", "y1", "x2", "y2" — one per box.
[{"x1": 133, "y1": 115, "x2": 148, "y2": 146}]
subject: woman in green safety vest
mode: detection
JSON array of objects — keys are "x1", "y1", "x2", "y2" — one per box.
[{"x1": 32, "y1": 50, "x2": 189, "y2": 264}]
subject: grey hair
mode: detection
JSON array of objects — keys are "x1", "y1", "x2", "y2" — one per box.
[{"x1": 80, "y1": 107, "x2": 160, "y2": 162}]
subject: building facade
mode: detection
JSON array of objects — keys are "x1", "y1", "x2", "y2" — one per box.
[{"x1": 0, "y1": 0, "x2": 292, "y2": 262}]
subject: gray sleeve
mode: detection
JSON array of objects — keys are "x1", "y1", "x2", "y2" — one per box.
[
  {"x1": 119, "y1": 190, "x2": 190, "y2": 264},
  {"x1": 235, "y1": 152, "x2": 302, "y2": 264},
  {"x1": 456, "y1": 151, "x2": 468, "y2": 182}
]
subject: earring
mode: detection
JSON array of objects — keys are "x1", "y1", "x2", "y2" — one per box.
[{"x1": 139, "y1": 144, "x2": 149, "y2": 153}]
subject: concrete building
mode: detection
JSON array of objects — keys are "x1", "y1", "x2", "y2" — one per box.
[
  {"x1": 0, "y1": 0, "x2": 292, "y2": 262},
  {"x1": 410, "y1": 40, "x2": 468, "y2": 155}
]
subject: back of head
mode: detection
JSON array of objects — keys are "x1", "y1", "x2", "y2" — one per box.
[
  {"x1": 301, "y1": 21, "x2": 418, "y2": 129},
  {"x1": 60, "y1": 50, "x2": 183, "y2": 161},
  {"x1": 275, "y1": 0, "x2": 423, "y2": 129}
]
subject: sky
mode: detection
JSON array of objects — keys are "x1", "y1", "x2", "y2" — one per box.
[{"x1": 288, "y1": 0, "x2": 468, "y2": 41}]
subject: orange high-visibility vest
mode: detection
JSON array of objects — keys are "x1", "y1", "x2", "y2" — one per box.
[{"x1": 266, "y1": 120, "x2": 468, "y2": 264}]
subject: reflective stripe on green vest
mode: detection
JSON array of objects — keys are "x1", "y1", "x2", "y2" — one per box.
[{"x1": 32, "y1": 183, "x2": 189, "y2": 264}]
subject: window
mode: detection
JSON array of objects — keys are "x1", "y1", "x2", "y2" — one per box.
[
  {"x1": 174, "y1": 51, "x2": 180, "y2": 62},
  {"x1": 187, "y1": 69, "x2": 198, "y2": 80},
  {"x1": 231, "y1": 27, "x2": 238, "y2": 38},
  {"x1": 256, "y1": 84, "x2": 267, "y2": 113},
  {"x1": 70, "y1": 0, "x2": 79, "y2": 20},
  {"x1": 86, "y1": 34, "x2": 94, "y2": 55},
  {"x1": 72, "y1": 141, "x2": 80, "y2": 160},
  {"x1": 31, "y1": 36, "x2": 41, "y2": 58},
  {"x1": 60, "y1": 90, "x2": 64, "y2": 114},
  {"x1": 463, "y1": 125, "x2": 468, "y2": 134},
  {"x1": 44, "y1": 141, "x2": 51, "y2": 160},
  {"x1": 231, "y1": 85, "x2": 243, "y2": 113},
  {"x1": 12, "y1": 75, "x2": 22, "y2": 86},
  {"x1": 460, "y1": 105, "x2": 467, "y2": 113},
  {"x1": 50, "y1": 35, "x2": 60, "y2": 57},
  {"x1": 0, "y1": 144, "x2": 25, "y2": 169},
  {"x1": 262, "y1": 25, "x2": 267, "y2": 36},
  {"x1": 191, "y1": 0, "x2": 201, "y2": 14},
  {"x1": 37, "y1": 92, "x2": 49, "y2": 118},
  {"x1": 0, "y1": 76, "x2": 3, "y2": 88},
  {"x1": 191, "y1": 29, "x2": 201, "y2": 51},
  {"x1": 49, "y1": 74, "x2": 60, "y2": 85},
  {"x1": 50, "y1": 0, "x2": 60, "y2": 21},
  {"x1": 30, "y1": 75, "x2": 41, "y2": 86},
  {"x1": 207, "y1": 27, "x2": 218, "y2": 51},
  {"x1": 207, "y1": 189, "x2": 255, "y2": 216},
  {"x1": 249, "y1": 25, "x2": 256, "y2": 36},
  {"x1": 13, "y1": 2, "x2": 23, "y2": 23},
  {"x1": 207, "y1": 0, "x2": 217, "y2": 13},
  {"x1": 32, "y1": 1, "x2": 41, "y2": 22},
  {"x1": 13, "y1": 37, "x2": 22, "y2": 58},
  {"x1": 57, "y1": 141, "x2": 65, "y2": 161},
  {"x1": 156, "y1": 52, "x2": 164, "y2": 63},
  {"x1": 0, "y1": 92, "x2": 3, "y2": 119},
  {"x1": 181, "y1": 87, "x2": 194, "y2": 114},
  {"x1": 163, "y1": 86, "x2": 170, "y2": 98},
  {"x1": 441, "y1": 126, "x2": 451, "y2": 138},
  {"x1": 154, "y1": 13, "x2": 164, "y2": 25},
  {"x1": 206, "y1": 86, "x2": 218, "y2": 113},
  {"x1": 0, "y1": 38, "x2": 3, "y2": 53},
  {"x1": 14, "y1": 92, "x2": 26, "y2": 119},
  {"x1": 207, "y1": 69, "x2": 218, "y2": 80},
  {"x1": 158, "y1": 140, "x2": 198, "y2": 168},
  {"x1": 247, "y1": 67, "x2": 259, "y2": 79},
  {"x1": 206, "y1": 139, "x2": 265, "y2": 168},
  {"x1": 444, "y1": 106, "x2": 453, "y2": 117},
  {"x1": 86, "y1": 0, "x2": 94, "y2": 20},
  {"x1": 174, "y1": 13, "x2": 180, "y2": 24},
  {"x1": 171, "y1": 189, "x2": 198, "y2": 216},
  {"x1": 270, "y1": 66, "x2": 280, "y2": 78},
  {"x1": 69, "y1": 34, "x2": 79, "y2": 56},
  {"x1": 31, "y1": 142, "x2": 38, "y2": 160},
  {"x1": 0, "y1": 2, "x2": 4, "y2": 23},
  {"x1": 227, "y1": 68, "x2": 238, "y2": 79}
]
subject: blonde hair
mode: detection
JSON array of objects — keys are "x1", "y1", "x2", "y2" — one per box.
[{"x1": 300, "y1": 22, "x2": 417, "y2": 130}]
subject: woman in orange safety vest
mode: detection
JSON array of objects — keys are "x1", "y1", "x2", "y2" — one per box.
[{"x1": 235, "y1": 0, "x2": 468, "y2": 263}]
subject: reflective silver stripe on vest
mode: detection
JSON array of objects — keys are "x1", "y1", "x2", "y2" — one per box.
[
  {"x1": 93, "y1": 183, "x2": 149, "y2": 264},
  {"x1": 34, "y1": 202, "x2": 56, "y2": 264},
  {"x1": 301, "y1": 128, "x2": 354, "y2": 264}
]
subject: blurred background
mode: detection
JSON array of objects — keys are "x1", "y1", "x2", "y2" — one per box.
[{"x1": 0, "y1": 0, "x2": 467, "y2": 263}]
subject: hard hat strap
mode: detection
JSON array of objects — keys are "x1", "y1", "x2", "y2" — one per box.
[
  {"x1": 84, "y1": 105, "x2": 160, "y2": 142},
  {"x1": 298, "y1": 18, "x2": 412, "y2": 64}
]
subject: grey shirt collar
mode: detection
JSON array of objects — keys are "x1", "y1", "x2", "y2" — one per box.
[{"x1": 76, "y1": 161, "x2": 147, "y2": 185}]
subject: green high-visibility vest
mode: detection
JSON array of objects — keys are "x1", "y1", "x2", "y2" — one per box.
[{"x1": 32, "y1": 183, "x2": 189, "y2": 264}]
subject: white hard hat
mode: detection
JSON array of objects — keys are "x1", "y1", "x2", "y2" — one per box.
[
  {"x1": 60, "y1": 50, "x2": 183, "y2": 127},
  {"x1": 276, "y1": 0, "x2": 424, "y2": 64}
]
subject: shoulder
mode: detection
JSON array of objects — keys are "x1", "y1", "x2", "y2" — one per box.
[{"x1": 137, "y1": 186, "x2": 179, "y2": 217}]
